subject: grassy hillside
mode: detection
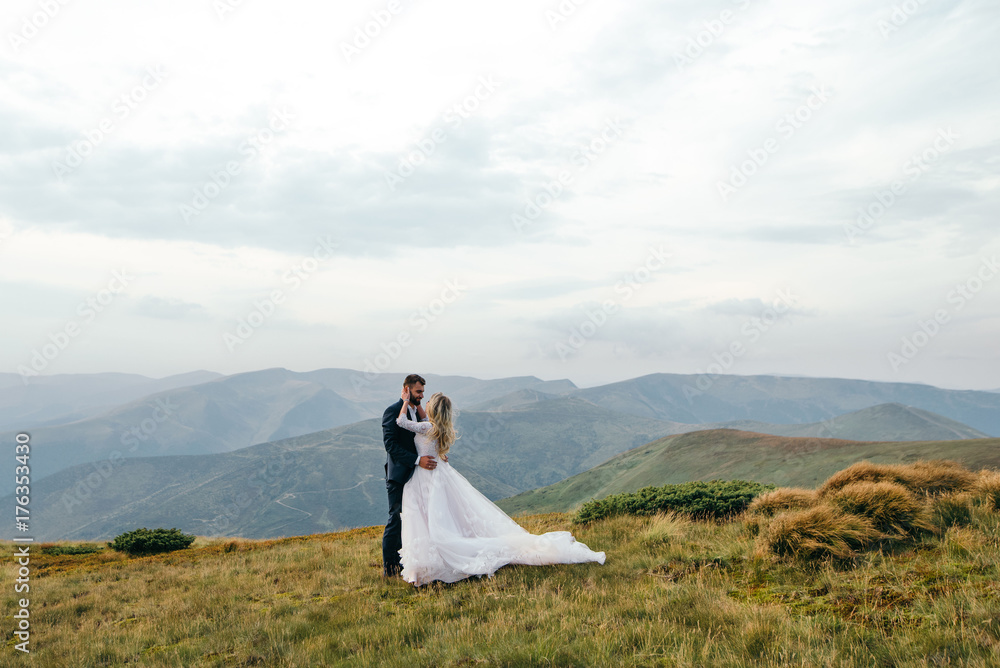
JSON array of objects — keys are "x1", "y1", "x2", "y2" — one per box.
[
  {"x1": 18, "y1": 399, "x2": 681, "y2": 541},
  {"x1": 6, "y1": 507, "x2": 1000, "y2": 666},
  {"x1": 498, "y1": 430, "x2": 1000, "y2": 516}
]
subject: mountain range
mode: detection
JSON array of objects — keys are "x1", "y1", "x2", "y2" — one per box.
[
  {"x1": 1, "y1": 368, "x2": 574, "y2": 494},
  {"x1": 26, "y1": 398, "x2": 680, "y2": 541},
  {"x1": 5, "y1": 367, "x2": 999, "y2": 540}
]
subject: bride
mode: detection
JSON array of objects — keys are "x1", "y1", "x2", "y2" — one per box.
[{"x1": 395, "y1": 388, "x2": 606, "y2": 586}]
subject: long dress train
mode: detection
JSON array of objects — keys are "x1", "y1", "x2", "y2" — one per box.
[{"x1": 396, "y1": 415, "x2": 606, "y2": 586}]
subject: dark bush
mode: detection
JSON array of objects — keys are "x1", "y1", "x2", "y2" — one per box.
[
  {"x1": 574, "y1": 480, "x2": 775, "y2": 523},
  {"x1": 40, "y1": 543, "x2": 104, "y2": 556},
  {"x1": 107, "y1": 527, "x2": 196, "y2": 556}
]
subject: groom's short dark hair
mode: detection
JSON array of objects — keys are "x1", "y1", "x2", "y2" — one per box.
[{"x1": 403, "y1": 374, "x2": 426, "y2": 388}]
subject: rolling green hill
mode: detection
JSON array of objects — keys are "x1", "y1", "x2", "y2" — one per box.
[{"x1": 497, "y1": 429, "x2": 1000, "y2": 516}]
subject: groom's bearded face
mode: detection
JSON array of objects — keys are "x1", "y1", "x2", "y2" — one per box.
[{"x1": 408, "y1": 382, "x2": 425, "y2": 406}]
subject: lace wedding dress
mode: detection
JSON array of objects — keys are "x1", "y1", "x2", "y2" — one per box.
[{"x1": 396, "y1": 415, "x2": 606, "y2": 586}]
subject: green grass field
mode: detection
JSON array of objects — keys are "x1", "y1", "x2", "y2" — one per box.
[{"x1": 4, "y1": 505, "x2": 1000, "y2": 667}]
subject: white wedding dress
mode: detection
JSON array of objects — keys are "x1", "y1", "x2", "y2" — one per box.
[{"x1": 396, "y1": 415, "x2": 606, "y2": 586}]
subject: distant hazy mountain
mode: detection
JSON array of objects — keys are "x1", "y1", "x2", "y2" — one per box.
[
  {"x1": 497, "y1": 429, "x2": 1000, "y2": 516},
  {"x1": 16, "y1": 397, "x2": 680, "y2": 541},
  {"x1": 571, "y1": 374, "x2": 1000, "y2": 436},
  {"x1": 0, "y1": 368, "x2": 576, "y2": 496},
  {"x1": 0, "y1": 370, "x2": 222, "y2": 430},
  {"x1": 710, "y1": 403, "x2": 991, "y2": 441}
]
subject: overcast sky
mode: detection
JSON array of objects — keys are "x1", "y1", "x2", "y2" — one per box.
[{"x1": 1, "y1": 0, "x2": 997, "y2": 391}]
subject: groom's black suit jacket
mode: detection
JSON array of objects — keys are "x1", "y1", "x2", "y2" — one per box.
[{"x1": 382, "y1": 399, "x2": 425, "y2": 484}]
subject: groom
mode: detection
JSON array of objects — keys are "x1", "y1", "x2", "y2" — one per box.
[{"x1": 381, "y1": 373, "x2": 440, "y2": 577}]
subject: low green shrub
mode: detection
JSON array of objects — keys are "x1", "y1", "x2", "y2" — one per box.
[
  {"x1": 107, "y1": 528, "x2": 196, "y2": 556},
  {"x1": 40, "y1": 543, "x2": 104, "y2": 556},
  {"x1": 574, "y1": 480, "x2": 774, "y2": 524}
]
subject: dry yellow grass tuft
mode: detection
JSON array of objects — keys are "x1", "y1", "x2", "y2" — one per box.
[
  {"x1": 818, "y1": 459, "x2": 977, "y2": 498},
  {"x1": 930, "y1": 492, "x2": 976, "y2": 530},
  {"x1": 975, "y1": 469, "x2": 1000, "y2": 511},
  {"x1": 906, "y1": 460, "x2": 979, "y2": 495},
  {"x1": 828, "y1": 481, "x2": 932, "y2": 538},
  {"x1": 755, "y1": 459, "x2": 998, "y2": 562},
  {"x1": 756, "y1": 504, "x2": 881, "y2": 561},
  {"x1": 747, "y1": 487, "x2": 817, "y2": 517},
  {"x1": 641, "y1": 511, "x2": 688, "y2": 547}
]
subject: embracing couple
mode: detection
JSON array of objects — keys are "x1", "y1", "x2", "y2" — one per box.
[{"x1": 381, "y1": 374, "x2": 606, "y2": 586}]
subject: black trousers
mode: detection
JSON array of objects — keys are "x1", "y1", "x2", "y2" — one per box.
[{"x1": 382, "y1": 478, "x2": 405, "y2": 575}]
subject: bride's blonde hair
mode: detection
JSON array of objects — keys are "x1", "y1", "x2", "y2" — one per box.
[{"x1": 426, "y1": 392, "x2": 457, "y2": 457}]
